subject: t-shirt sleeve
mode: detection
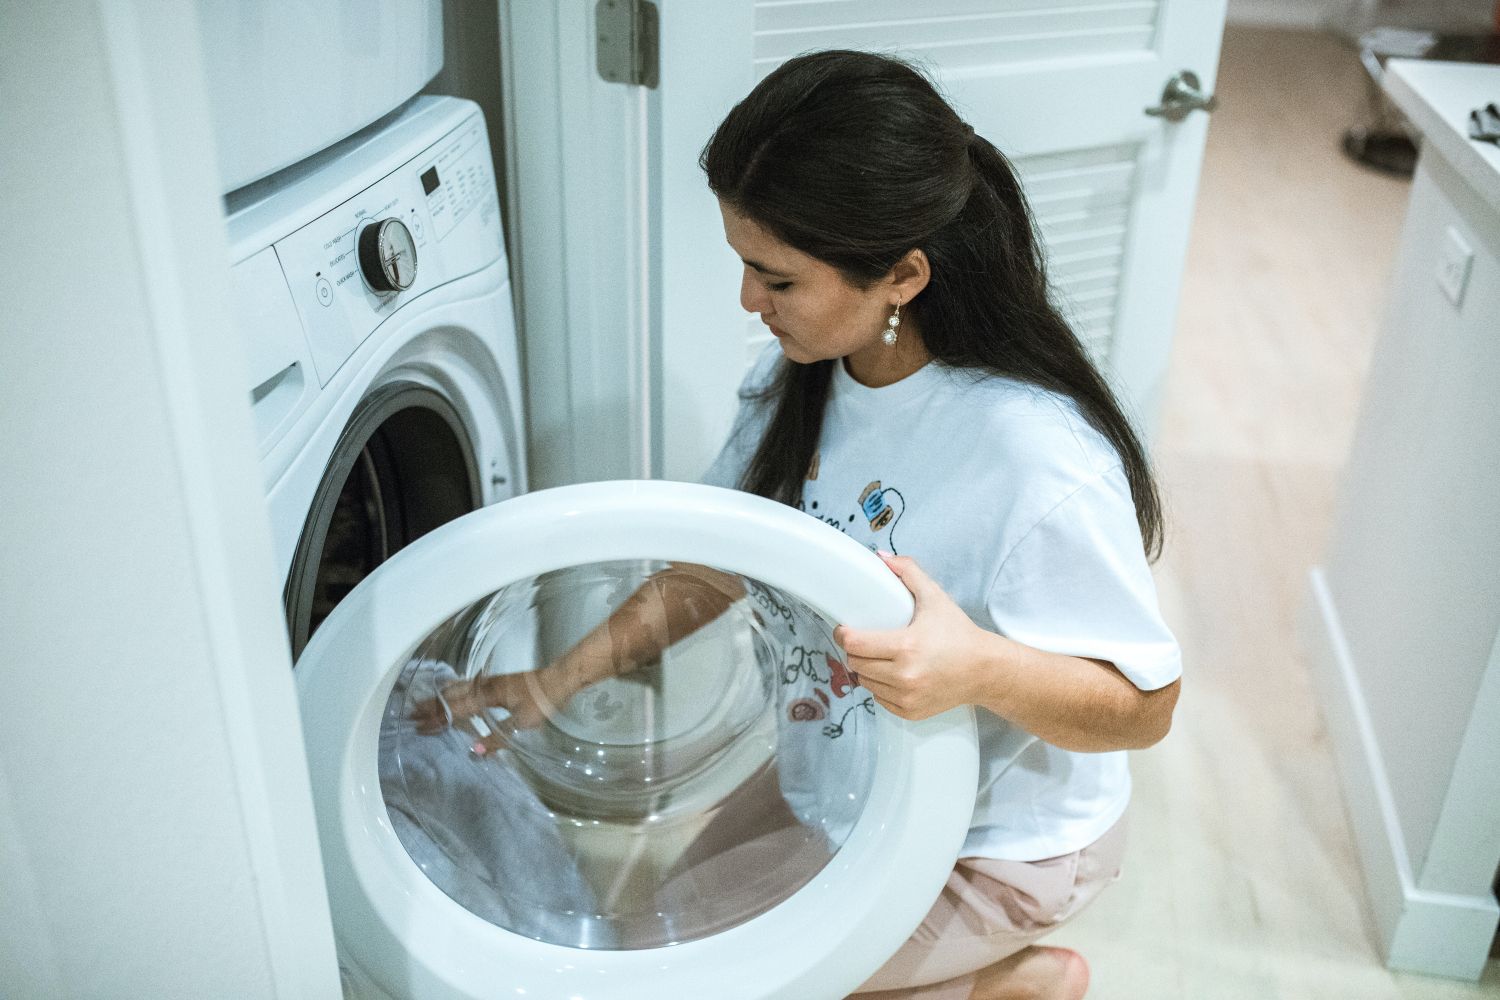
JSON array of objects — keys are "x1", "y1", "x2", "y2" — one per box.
[
  {"x1": 699, "y1": 343, "x2": 783, "y2": 489},
  {"x1": 985, "y1": 464, "x2": 1180, "y2": 691}
]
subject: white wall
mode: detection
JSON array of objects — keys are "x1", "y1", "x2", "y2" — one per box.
[
  {"x1": 1, "y1": 4, "x2": 339, "y2": 996},
  {"x1": 1303, "y1": 105, "x2": 1500, "y2": 980},
  {"x1": 426, "y1": 0, "x2": 508, "y2": 243}
]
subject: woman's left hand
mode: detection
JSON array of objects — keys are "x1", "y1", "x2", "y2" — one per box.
[{"x1": 834, "y1": 552, "x2": 999, "y2": 720}]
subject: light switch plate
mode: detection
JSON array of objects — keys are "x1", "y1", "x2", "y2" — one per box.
[{"x1": 1436, "y1": 226, "x2": 1473, "y2": 306}]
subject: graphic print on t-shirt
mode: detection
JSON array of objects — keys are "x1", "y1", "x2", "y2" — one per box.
[
  {"x1": 763, "y1": 454, "x2": 906, "y2": 746},
  {"x1": 857, "y1": 481, "x2": 904, "y2": 554},
  {"x1": 798, "y1": 455, "x2": 906, "y2": 555},
  {"x1": 777, "y1": 640, "x2": 873, "y2": 741}
]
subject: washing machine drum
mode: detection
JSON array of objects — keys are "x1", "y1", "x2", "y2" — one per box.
[{"x1": 296, "y1": 481, "x2": 978, "y2": 1000}]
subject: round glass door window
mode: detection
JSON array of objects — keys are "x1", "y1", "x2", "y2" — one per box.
[{"x1": 379, "y1": 559, "x2": 879, "y2": 950}]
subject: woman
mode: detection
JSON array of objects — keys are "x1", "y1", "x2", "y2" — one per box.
[
  {"x1": 421, "y1": 49, "x2": 1180, "y2": 1000},
  {"x1": 695, "y1": 49, "x2": 1180, "y2": 1000}
]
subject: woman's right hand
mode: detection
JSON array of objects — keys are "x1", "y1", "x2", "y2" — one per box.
[{"x1": 410, "y1": 665, "x2": 579, "y2": 741}]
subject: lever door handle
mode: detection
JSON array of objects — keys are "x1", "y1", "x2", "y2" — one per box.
[{"x1": 1146, "y1": 70, "x2": 1218, "y2": 122}]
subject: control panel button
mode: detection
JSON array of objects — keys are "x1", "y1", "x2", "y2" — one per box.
[
  {"x1": 315, "y1": 277, "x2": 334, "y2": 307},
  {"x1": 357, "y1": 218, "x2": 418, "y2": 293}
]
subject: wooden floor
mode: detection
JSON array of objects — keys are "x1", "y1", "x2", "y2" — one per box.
[{"x1": 1046, "y1": 26, "x2": 1500, "y2": 999}]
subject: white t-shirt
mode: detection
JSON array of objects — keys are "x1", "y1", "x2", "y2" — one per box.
[{"x1": 703, "y1": 346, "x2": 1181, "y2": 861}]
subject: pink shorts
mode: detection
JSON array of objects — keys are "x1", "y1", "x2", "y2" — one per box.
[
  {"x1": 668, "y1": 766, "x2": 1127, "y2": 999},
  {"x1": 852, "y1": 816, "x2": 1129, "y2": 998}
]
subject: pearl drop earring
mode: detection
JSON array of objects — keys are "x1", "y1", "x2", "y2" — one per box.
[{"x1": 883, "y1": 302, "x2": 900, "y2": 347}]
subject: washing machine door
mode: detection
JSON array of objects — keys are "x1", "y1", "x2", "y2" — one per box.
[{"x1": 296, "y1": 480, "x2": 979, "y2": 1000}]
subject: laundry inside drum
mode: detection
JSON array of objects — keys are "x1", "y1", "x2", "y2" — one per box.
[{"x1": 379, "y1": 559, "x2": 880, "y2": 949}]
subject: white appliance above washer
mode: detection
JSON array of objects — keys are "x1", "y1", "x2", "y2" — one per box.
[
  {"x1": 296, "y1": 480, "x2": 980, "y2": 999},
  {"x1": 198, "y1": 0, "x2": 444, "y2": 192}
]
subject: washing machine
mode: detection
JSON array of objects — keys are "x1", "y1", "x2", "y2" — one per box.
[
  {"x1": 225, "y1": 95, "x2": 980, "y2": 1000},
  {"x1": 224, "y1": 95, "x2": 524, "y2": 659}
]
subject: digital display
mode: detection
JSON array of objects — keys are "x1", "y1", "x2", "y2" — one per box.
[{"x1": 421, "y1": 167, "x2": 440, "y2": 195}]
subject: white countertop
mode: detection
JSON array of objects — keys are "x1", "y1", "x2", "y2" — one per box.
[{"x1": 1385, "y1": 59, "x2": 1500, "y2": 213}]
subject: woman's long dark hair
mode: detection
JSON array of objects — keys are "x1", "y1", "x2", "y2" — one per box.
[{"x1": 702, "y1": 49, "x2": 1163, "y2": 559}]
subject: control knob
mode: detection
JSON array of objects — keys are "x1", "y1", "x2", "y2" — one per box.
[{"x1": 357, "y1": 218, "x2": 418, "y2": 293}]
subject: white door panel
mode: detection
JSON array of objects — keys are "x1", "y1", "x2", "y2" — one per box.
[
  {"x1": 752, "y1": 0, "x2": 1165, "y2": 71},
  {"x1": 932, "y1": 7, "x2": 1226, "y2": 429},
  {"x1": 503, "y1": 0, "x2": 1225, "y2": 483},
  {"x1": 1014, "y1": 143, "x2": 1142, "y2": 365}
]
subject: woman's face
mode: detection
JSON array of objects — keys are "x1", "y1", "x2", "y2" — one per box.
[{"x1": 718, "y1": 201, "x2": 894, "y2": 365}]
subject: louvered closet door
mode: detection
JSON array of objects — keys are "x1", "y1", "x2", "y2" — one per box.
[{"x1": 658, "y1": 0, "x2": 1227, "y2": 481}]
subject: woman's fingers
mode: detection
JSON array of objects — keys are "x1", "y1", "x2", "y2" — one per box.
[
  {"x1": 845, "y1": 653, "x2": 942, "y2": 720},
  {"x1": 840, "y1": 656, "x2": 907, "y2": 707},
  {"x1": 407, "y1": 670, "x2": 573, "y2": 755},
  {"x1": 848, "y1": 667, "x2": 897, "y2": 699},
  {"x1": 411, "y1": 703, "x2": 445, "y2": 734},
  {"x1": 844, "y1": 649, "x2": 907, "y2": 687},
  {"x1": 856, "y1": 675, "x2": 938, "y2": 721},
  {"x1": 469, "y1": 723, "x2": 512, "y2": 757},
  {"x1": 876, "y1": 552, "x2": 942, "y2": 606},
  {"x1": 445, "y1": 678, "x2": 497, "y2": 718},
  {"x1": 409, "y1": 676, "x2": 491, "y2": 731},
  {"x1": 833, "y1": 625, "x2": 905, "y2": 660},
  {"x1": 410, "y1": 690, "x2": 458, "y2": 733},
  {"x1": 854, "y1": 676, "x2": 914, "y2": 719}
]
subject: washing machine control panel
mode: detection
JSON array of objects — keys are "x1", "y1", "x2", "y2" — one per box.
[
  {"x1": 357, "y1": 218, "x2": 418, "y2": 293},
  {"x1": 274, "y1": 113, "x2": 502, "y2": 387}
]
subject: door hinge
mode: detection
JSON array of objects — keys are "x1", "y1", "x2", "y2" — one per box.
[{"x1": 595, "y1": 0, "x2": 659, "y2": 89}]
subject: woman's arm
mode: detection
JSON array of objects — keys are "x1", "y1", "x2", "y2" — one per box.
[
  {"x1": 413, "y1": 563, "x2": 746, "y2": 734},
  {"x1": 835, "y1": 553, "x2": 1178, "y2": 753},
  {"x1": 962, "y1": 640, "x2": 1176, "y2": 752},
  {"x1": 544, "y1": 563, "x2": 748, "y2": 691}
]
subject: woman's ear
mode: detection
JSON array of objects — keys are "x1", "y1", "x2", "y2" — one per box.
[{"x1": 889, "y1": 247, "x2": 931, "y2": 302}]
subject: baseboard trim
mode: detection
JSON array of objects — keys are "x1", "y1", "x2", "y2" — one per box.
[{"x1": 1302, "y1": 568, "x2": 1497, "y2": 981}]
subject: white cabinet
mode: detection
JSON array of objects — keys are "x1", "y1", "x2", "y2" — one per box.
[{"x1": 1304, "y1": 59, "x2": 1500, "y2": 982}]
